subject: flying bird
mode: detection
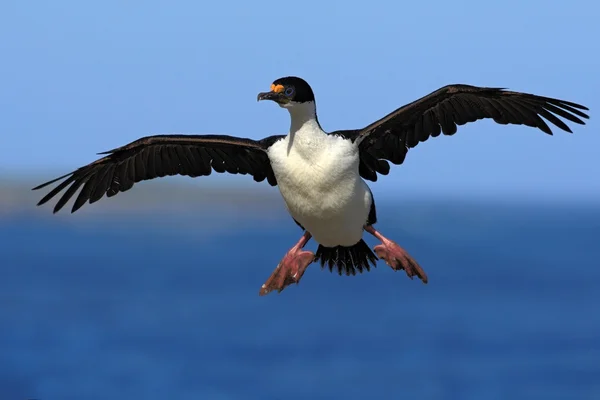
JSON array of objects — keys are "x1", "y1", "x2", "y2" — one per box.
[{"x1": 33, "y1": 76, "x2": 590, "y2": 295}]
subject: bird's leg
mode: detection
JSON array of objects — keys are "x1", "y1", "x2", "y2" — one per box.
[
  {"x1": 365, "y1": 225, "x2": 428, "y2": 283},
  {"x1": 259, "y1": 231, "x2": 315, "y2": 296}
]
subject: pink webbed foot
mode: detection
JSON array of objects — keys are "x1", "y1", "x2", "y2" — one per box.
[
  {"x1": 259, "y1": 232, "x2": 315, "y2": 296},
  {"x1": 366, "y1": 226, "x2": 428, "y2": 283}
]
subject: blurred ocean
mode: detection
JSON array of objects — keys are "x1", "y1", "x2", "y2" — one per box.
[{"x1": 1, "y1": 199, "x2": 599, "y2": 400}]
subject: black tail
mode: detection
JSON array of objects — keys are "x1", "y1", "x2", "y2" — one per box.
[{"x1": 314, "y1": 239, "x2": 378, "y2": 276}]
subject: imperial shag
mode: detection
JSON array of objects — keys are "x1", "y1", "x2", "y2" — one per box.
[{"x1": 33, "y1": 76, "x2": 590, "y2": 295}]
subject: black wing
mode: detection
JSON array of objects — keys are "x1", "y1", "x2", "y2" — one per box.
[
  {"x1": 33, "y1": 134, "x2": 285, "y2": 213},
  {"x1": 338, "y1": 84, "x2": 590, "y2": 182}
]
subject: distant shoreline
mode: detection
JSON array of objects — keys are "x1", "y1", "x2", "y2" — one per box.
[{"x1": 2, "y1": 177, "x2": 599, "y2": 222}]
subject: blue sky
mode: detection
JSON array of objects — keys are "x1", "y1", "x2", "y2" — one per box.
[{"x1": 0, "y1": 0, "x2": 598, "y2": 200}]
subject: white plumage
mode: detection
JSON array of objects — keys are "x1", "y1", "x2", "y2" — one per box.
[{"x1": 267, "y1": 101, "x2": 372, "y2": 247}]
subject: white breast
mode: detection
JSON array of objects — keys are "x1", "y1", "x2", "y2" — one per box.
[{"x1": 268, "y1": 123, "x2": 372, "y2": 247}]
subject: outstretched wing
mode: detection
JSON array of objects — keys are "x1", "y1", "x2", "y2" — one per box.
[
  {"x1": 341, "y1": 84, "x2": 590, "y2": 182},
  {"x1": 33, "y1": 134, "x2": 285, "y2": 213}
]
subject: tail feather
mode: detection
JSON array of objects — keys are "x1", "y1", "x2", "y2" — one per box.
[{"x1": 314, "y1": 239, "x2": 378, "y2": 276}]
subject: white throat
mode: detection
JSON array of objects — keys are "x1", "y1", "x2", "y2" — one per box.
[{"x1": 287, "y1": 101, "x2": 320, "y2": 135}]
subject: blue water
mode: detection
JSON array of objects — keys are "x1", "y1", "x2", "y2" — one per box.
[{"x1": 1, "y1": 200, "x2": 599, "y2": 399}]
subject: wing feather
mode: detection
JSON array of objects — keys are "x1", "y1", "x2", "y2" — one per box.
[
  {"x1": 33, "y1": 134, "x2": 284, "y2": 213},
  {"x1": 349, "y1": 84, "x2": 589, "y2": 181}
]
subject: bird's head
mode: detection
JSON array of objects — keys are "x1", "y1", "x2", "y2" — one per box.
[{"x1": 257, "y1": 76, "x2": 315, "y2": 109}]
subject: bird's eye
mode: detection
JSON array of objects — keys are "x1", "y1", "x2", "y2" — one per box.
[{"x1": 285, "y1": 87, "x2": 295, "y2": 97}]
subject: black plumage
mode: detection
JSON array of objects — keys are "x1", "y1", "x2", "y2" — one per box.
[
  {"x1": 334, "y1": 84, "x2": 590, "y2": 182},
  {"x1": 32, "y1": 134, "x2": 284, "y2": 214},
  {"x1": 33, "y1": 83, "x2": 590, "y2": 214},
  {"x1": 314, "y1": 240, "x2": 378, "y2": 276}
]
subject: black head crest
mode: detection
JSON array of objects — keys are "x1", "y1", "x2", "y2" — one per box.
[{"x1": 272, "y1": 76, "x2": 315, "y2": 103}]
